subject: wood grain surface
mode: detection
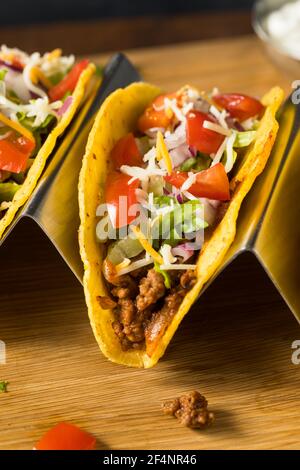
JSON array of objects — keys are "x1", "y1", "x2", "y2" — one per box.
[{"x1": 1, "y1": 35, "x2": 299, "y2": 450}]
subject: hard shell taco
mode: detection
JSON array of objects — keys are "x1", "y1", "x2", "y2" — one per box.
[
  {"x1": 79, "y1": 82, "x2": 283, "y2": 368},
  {"x1": 0, "y1": 45, "x2": 96, "y2": 239}
]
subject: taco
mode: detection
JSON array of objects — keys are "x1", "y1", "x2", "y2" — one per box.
[
  {"x1": 0, "y1": 45, "x2": 96, "y2": 239},
  {"x1": 79, "y1": 82, "x2": 283, "y2": 368}
]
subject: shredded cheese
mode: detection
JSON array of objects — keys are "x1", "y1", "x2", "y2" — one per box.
[
  {"x1": 156, "y1": 131, "x2": 172, "y2": 175},
  {"x1": 224, "y1": 131, "x2": 237, "y2": 173},
  {"x1": 115, "y1": 258, "x2": 131, "y2": 273},
  {"x1": 23, "y1": 57, "x2": 47, "y2": 98},
  {"x1": 203, "y1": 120, "x2": 232, "y2": 136},
  {"x1": 211, "y1": 137, "x2": 228, "y2": 166},
  {"x1": 47, "y1": 48, "x2": 62, "y2": 60},
  {"x1": 160, "y1": 264, "x2": 197, "y2": 270},
  {"x1": 0, "y1": 111, "x2": 34, "y2": 142},
  {"x1": 181, "y1": 172, "x2": 197, "y2": 192},
  {"x1": 30, "y1": 66, "x2": 53, "y2": 90},
  {"x1": 209, "y1": 105, "x2": 228, "y2": 129},
  {"x1": 165, "y1": 107, "x2": 174, "y2": 119},
  {"x1": 160, "y1": 244, "x2": 177, "y2": 265},
  {"x1": 117, "y1": 257, "x2": 154, "y2": 276},
  {"x1": 164, "y1": 97, "x2": 185, "y2": 122},
  {"x1": 131, "y1": 226, "x2": 163, "y2": 264},
  {"x1": 121, "y1": 164, "x2": 165, "y2": 183}
]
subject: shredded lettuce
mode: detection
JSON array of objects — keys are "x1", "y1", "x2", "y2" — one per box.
[
  {"x1": 194, "y1": 152, "x2": 211, "y2": 171},
  {"x1": 180, "y1": 157, "x2": 197, "y2": 171},
  {"x1": 48, "y1": 71, "x2": 64, "y2": 86},
  {"x1": 153, "y1": 199, "x2": 207, "y2": 248},
  {"x1": 17, "y1": 111, "x2": 56, "y2": 132},
  {"x1": 7, "y1": 89, "x2": 22, "y2": 105},
  {"x1": 154, "y1": 195, "x2": 177, "y2": 207},
  {"x1": 174, "y1": 200, "x2": 208, "y2": 233},
  {"x1": 0, "y1": 182, "x2": 20, "y2": 202},
  {"x1": 222, "y1": 148, "x2": 237, "y2": 171},
  {"x1": 180, "y1": 152, "x2": 211, "y2": 171},
  {"x1": 234, "y1": 130, "x2": 256, "y2": 148},
  {"x1": 180, "y1": 153, "x2": 211, "y2": 172},
  {"x1": 0, "y1": 69, "x2": 7, "y2": 81}
]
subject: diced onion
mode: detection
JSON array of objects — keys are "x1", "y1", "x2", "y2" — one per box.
[
  {"x1": 57, "y1": 96, "x2": 73, "y2": 116},
  {"x1": 117, "y1": 257, "x2": 154, "y2": 276},
  {"x1": 169, "y1": 144, "x2": 192, "y2": 168},
  {"x1": 172, "y1": 245, "x2": 194, "y2": 262}
]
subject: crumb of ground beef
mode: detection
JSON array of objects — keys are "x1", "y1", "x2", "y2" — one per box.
[
  {"x1": 180, "y1": 269, "x2": 196, "y2": 290},
  {"x1": 112, "y1": 286, "x2": 132, "y2": 299},
  {"x1": 162, "y1": 391, "x2": 214, "y2": 429},
  {"x1": 145, "y1": 287, "x2": 185, "y2": 354},
  {"x1": 118, "y1": 298, "x2": 136, "y2": 325},
  {"x1": 136, "y1": 269, "x2": 166, "y2": 311},
  {"x1": 96, "y1": 295, "x2": 117, "y2": 309},
  {"x1": 110, "y1": 267, "x2": 197, "y2": 352},
  {"x1": 112, "y1": 298, "x2": 153, "y2": 350},
  {"x1": 112, "y1": 321, "x2": 137, "y2": 350}
]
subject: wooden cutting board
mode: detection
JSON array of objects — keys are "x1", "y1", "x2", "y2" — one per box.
[{"x1": 1, "y1": 35, "x2": 299, "y2": 450}]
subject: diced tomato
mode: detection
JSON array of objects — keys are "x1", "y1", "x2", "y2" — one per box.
[
  {"x1": 152, "y1": 93, "x2": 177, "y2": 109},
  {"x1": 105, "y1": 171, "x2": 140, "y2": 228},
  {"x1": 35, "y1": 422, "x2": 96, "y2": 450},
  {"x1": 111, "y1": 133, "x2": 143, "y2": 169},
  {"x1": 137, "y1": 93, "x2": 177, "y2": 133},
  {"x1": 49, "y1": 59, "x2": 89, "y2": 102},
  {"x1": 213, "y1": 93, "x2": 264, "y2": 121},
  {"x1": 186, "y1": 110, "x2": 225, "y2": 155},
  {"x1": 0, "y1": 131, "x2": 35, "y2": 173},
  {"x1": 165, "y1": 163, "x2": 230, "y2": 200}
]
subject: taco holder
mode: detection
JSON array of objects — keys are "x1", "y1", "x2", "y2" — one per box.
[{"x1": 1, "y1": 53, "x2": 300, "y2": 325}]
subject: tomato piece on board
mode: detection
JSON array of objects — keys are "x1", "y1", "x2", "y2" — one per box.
[
  {"x1": 213, "y1": 93, "x2": 264, "y2": 121},
  {"x1": 186, "y1": 110, "x2": 225, "y2": 155},
  {"x1": 105, "y1": 171, "x2": 140, "y2": 228},
  {"x1": 165, "y1": 163, "x2": 230, "y2": 201},
  {"x1": 0, "y1": 131, "x2": 35, "y2": 173},
  {"x1": 35, "y1": 422, "x2": 96, "y2": 450},
  {"x1": 111, "y1": 133, "x2": 143, "y2": 169},
  {"x1": 137, "y1": 93, "x2": 177, "y2": 133},
  {"x1": 49, "y1": 59, "x2": 89, "y2": 102}
]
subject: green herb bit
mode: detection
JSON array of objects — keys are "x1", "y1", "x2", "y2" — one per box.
[{"x1": 0, "y1": 381, "x2": 9, "y2": 393}]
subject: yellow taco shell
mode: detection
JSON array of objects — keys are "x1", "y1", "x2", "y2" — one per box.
[
  {"x1": 0, "y1": 62, "x2": 96, "y2": 239},
  {"x1": 78, "y1": 82, "x2": 283, "y2": 368}
]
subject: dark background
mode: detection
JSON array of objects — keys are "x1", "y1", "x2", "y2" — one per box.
[
  {"x1": 0, "y1": 1, "x2": 256, "y2": 55},
  {"x1": 2, "y1": 0, "x2": 255, "y2": 25}
]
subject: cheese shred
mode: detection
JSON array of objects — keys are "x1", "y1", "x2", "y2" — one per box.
[
  {"x1": 131, "y1": 226, "x2": 163, "y2": 264},
  {"x1": 0, "y1": 111, "x2": 35, "y2": 142},
  {"x1": 156, "y1": 131, "x2": 172, "y2": 175}
]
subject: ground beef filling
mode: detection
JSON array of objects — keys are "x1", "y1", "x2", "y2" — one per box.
[
  {"x1": 162, "y1": 390, "x2": 214, "y2": 429},
  {"x1": 110, "y1": 267, "x2": 196, "y2": 353}
]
